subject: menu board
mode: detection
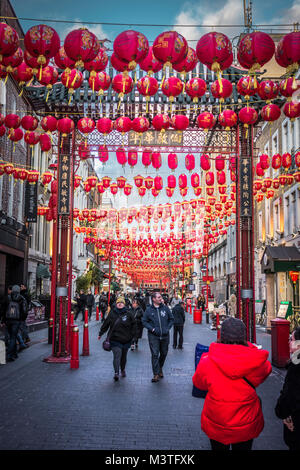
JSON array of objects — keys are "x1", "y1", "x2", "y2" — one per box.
[{"x1": 277, "y1": 301, "x2": 292, "y2": 319}]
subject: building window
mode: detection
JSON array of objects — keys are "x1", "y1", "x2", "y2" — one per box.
[
  {"x1": 284, "y1": 195, "x2": 290, "y2": 236},
  {"x1": 282, "y1": 120, "x2": 289, "y2": 153}
]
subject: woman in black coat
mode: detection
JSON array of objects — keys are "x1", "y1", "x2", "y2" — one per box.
[
  {"x1": 98, "y1": 296, "x2": 136, "y2": 381},
  {"x1": 275, "y1": 327, "x2": 300, "y2": 450},
  {"x1": 130, "y1": 298, "x2": 144, "y2": 351}
]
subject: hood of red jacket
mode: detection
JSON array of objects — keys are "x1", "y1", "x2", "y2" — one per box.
[{"x1": 208, "y1": 342, "x2": 269, "y2": 379}]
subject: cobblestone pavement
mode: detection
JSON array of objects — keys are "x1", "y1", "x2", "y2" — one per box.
[{"x1": 0, "y1": 313, "x2": 287, "y2": 450}]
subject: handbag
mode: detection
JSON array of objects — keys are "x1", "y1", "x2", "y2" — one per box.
[
  {"x1": 102, "y1": 317, "x2": 120, "y2": 352},
  {"x1": 243, "y1": 376, "x2": 262, "y2": 407}
]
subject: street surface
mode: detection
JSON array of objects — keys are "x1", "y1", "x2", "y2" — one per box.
[{"x1": 0, "y1": 313, "x2": 287, "y2": 450}]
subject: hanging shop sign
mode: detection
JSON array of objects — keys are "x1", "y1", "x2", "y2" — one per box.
[
  {"x1": 25, "y1": 180, "x2": 38, "y2": 222},
  {"x1": 58, "y1": 153, "x2": 71, "y2": 215},
  {"x1": 128, "y1": 130, "x2": 183, "y2": 147},
  {"x1": 240, "y1": 156, "x2": 252, "y2": 217}
]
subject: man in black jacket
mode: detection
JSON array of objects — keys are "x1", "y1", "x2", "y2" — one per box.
[
  {"x1": 20, "y1": 283, "x2": 31, "y2": 343},
  {"x1": 86, "y1": 289, "x2": 95, "y2": 320},
  {"x1": 172, "y1": 301, "x2": 185, "y2": 349},
  {"x1": 142, "y1": 292, "x2": 174, "y2": 382},
  {"x1": 75, "y1": 290, "x2": 87, "y2": 321}
]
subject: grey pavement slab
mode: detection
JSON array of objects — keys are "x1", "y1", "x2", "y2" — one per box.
[{"x1": 0, "y1": 313, "x2": 288, "y2": 450}]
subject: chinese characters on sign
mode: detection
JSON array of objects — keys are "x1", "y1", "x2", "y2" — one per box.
[
  {"x1": 240, "y1": 156, "x2": 252, "y2": 217},
  {"x1": 58, "y1": 154, "x2": 71, "y2": 215},
  {"x1": 128, "y1": 130, "x2": 183, "y2": 147},
  {"x1": 25, "y1": 180, "x2": 38, "y2": 223}
]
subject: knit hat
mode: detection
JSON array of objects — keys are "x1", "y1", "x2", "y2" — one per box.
[
  {"x1": 220, "y1": 317, "x2": 246, "y2": 343},
  {"x1": 116, "y1": 296, "x2": 125, "y2": 305}
]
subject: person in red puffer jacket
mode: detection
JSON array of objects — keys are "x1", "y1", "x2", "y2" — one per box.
[{"x1": 193, "y1": 317, "x2": 272, "y2": 451}]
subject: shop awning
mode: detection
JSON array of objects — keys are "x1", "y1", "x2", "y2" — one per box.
[{"x1": 261, "y1": 245, "x2": 300, "y2": 273}]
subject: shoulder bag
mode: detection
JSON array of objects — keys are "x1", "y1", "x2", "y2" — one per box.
[
  {"x1": 102, "y1": 317, "x2": 121, "y2": 351},
  {"x1": 243, "y1": 376, "x2": 262, "y2": 407}
]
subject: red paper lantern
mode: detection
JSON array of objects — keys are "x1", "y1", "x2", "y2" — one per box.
[
  {"x1": 61, "y1": 68, "x2": 83, "y2": 95},
  {"x1": 113, "y1": 30, "x2": 149, "y2": 70},
  {"x1": 5, "y1": 113, "x2": 21, "y2": 130},
  {"x1": 238, "y1": 106, "x2": 258, "y2": 129},
  {"x1": 283, "y1": 101, "x2": 300, "y2": 120},
  {"x1": 64, "y1": 28, "x2": 100, "y2": 68},
  {"x1": 77, "y1": 117, "x2": 95, "y2": 139},
  {"x1": 110, "y1": 52, "x2": 131, "y2": 73},
  {"x1": 84, "y1": 48, "x2": 108, "y2": 76},
  {"x1": 139, "y1": 46, "x2": 163, "y2": 74},
  {"x1": 166, "y1": 187, "x2": 175, "y2": 198},
  {"x1": 206, "y1": 171, "x2": 215, "y2": 186},
  {"x1": 114, "y1": 116, "x2": 132, "y2": 134},
  {"x1": 197, "y1": 112, "x2": 216, "y2": 132},
  {"x1": 258, "y1": 79, "x2": 279, "y2": 102},
  {"x1": 152, "y1": 113, "x2": 170, "y2": 132},
  {"x1": 2, "y1": 47, "x2": 23, "y2": 72},
  {"x1": 191, "y1": 173, "x2": 200, "y2": 188},
  {"x1": 237, "y1": 76, "x2": 258, "y2": 100},
  {"x1": 215, "y1": 155, "x2": 225, "y2": 171},
  {"x1": 272, "y1": 153, "x2": 282, "y2": 170},
  {"x1": 3, "y1": 162, "x2": 14, "y2": 175},
  {"x1": 78, "y1": 142, "x2": 90, "y2": 160},
  {"x1": 102, "y1": 176, "x2": 111, "y2": 188},
  {"x1": 24, "y1": 49, "x2": 48, "y2": 75},
  {"x1": 96, "y1": 181, "x2": 104, "y2": 193},
  {"x1": 167, "y1": 175, "x2": 176, "y2": 189},
  {"x1": 12, "y1": 61, "x2": 34, "y2": 88},
  {"x1": 171, "y1": 114, "x2": 189, "y2": 131},
  {"x1": 124, "y1": 183, "x2": 132, "y2": 196},
  {"x1": 172, "y1": 46, "x2": 198, "y2": 76},
  {"x1": 0, "y1": 23, "x2": 19, "y2": 62},
  {"x1": 218, "y1": 109, "x2": 238, "y2": 130},
  {"x1": 237, "y1": 31, "x2": 275, "y2": 71},
  {"x1": 200, "y1": 154, "x2": 211, "y2": 171},
  {"x1": 279, "y1": 77, "x2": 299, "y2": 101},
  {"x1": 193, "y1": 186, "x2": 202, "y2": 196},
  {"x1": 116, "y1": 147, "x2": 127, "y2": 166},
  {"x1": 275, "y1": 31, "x2": 300, "y2": 74},
  {"x1": 138, "y1": 186, "x2": 147, "y2": 197},
  {"x1": 96, "y1": 117, "x2": 113, "y2": 135},
  {"x1": 98, "y1": 145, "x2": 109, "y2": 163},
  {"x1": 110, "y1": 183, "x2": 118, "y2": 196},
  {"x1": 137, "y1": 75, "x2": 159, "y2": 100},
  {"x1": 37, "y1": 65, "x2": 58, "y2": 98},
  {"x1": 0, "y1": 125, "x2": 6, "y2": 137},
  {"x1": 162, "y1": 76, "x2": 184, "y2": 103},
  {"x1": 295, "y1": 151, "x2": 300, "y2": 168},
  {"x1": 282, "y1": 152, "x2": 292, "y2": 169},
  {"x1": 217, "y1": 170, "x2": 226, "y2": 185},
  {"x1": 261, "y1": 103, "x2": 281, "y2": 122},
  {"x1": 39, "y1": 133, "x2": 52, "y2": 152},
  {"x1": 127, "y1": 149, "x2": 137, "y2": 168},
  {"x1": 168, "y1": 153, "x2": 178, "y2": 171},
  {"x1": 152, "y1": 31, "x2": 188, "y2": 68},
  {"x1": 24, "y1": 131, "x2": 40, "y2": 147},
  {"x1": 178, "y1": 174, "x2": 187, "y2": 189},
  {"x1": 134, "y1": 175, "x2": 144, "y2": 188},
  {"x1": 256, "y1": 162, "x2": 264, "y2": 177},
  {"x1": 154, "y1": 176, "x2": 163, "y2": 191},
  {"x1": 180, "y1": 187, "x2": 188, "y2": 197},
  {"x1": 211, "y1": 78, "x2": 233, "y2": 102},
  {"x1": 112, "y1": 73, "x2": 134, "y2": 98},
  {"x1": 21, "y1": 115, "x2": 38, "y2": 132},
  {"x1": 185, "y1": 153, "x2": 195, "y2": 172},
  {"x1": 259, "y1": 154, "x2": 270, "y2": 170},
  {"x1": 152, "y1": 152, "x2": 162, "y2": 170},
  {"x1": 132, "y1": 116, "x2": 150, "y2": 134},
  {"x1": 196, "y1": 32, "x2": 232, "y2": 73},
  {"x1": 24, "y1": 24, "x2": 60, "y2": 66},
  {"x1": 88, "y1": 71, "x2": 111, "y2": 95},
  {"x1": 41, "y1": 115, "x2": 57, "y2": 133},
  {"x1": 54, "y1": 46, "x2": 75, "y2": 71},
  {"x1": 144, "y1": 176, "x2": 154, "y2": 190},
  {"x1": 185, "y1": 77, "x2": 207, "y2": 103},
  {"x1": 57, "y1": 117, "x2": 75, "y2": 137}
]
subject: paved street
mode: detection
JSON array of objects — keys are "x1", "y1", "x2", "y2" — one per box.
[{"x1": 0, "y1": 313, "x2": 287, "y2": 451}]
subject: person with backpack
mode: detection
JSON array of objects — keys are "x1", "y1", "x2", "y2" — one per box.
[{"x1": 0, "y1": 285, "x2": 28, "y2": 362}]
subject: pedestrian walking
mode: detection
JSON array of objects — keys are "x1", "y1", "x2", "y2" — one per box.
[
  {"x1": 86, "y1": 289, "x2": 95, "y2": 320},
  {"x1": 142, "y1": 292, "x2": 174, "y2": 383},
  {"x1": 99, "y1": 293, "x2": 108, "y2": 322},
  {"x1": 172, "y1": 301, "x2": 185, "y2": 349},
  {"x1": 131, "y1": 298, "x2": 144, "y2": 351},
  {"x1": 98, "y1": 296, "x2": 136, "y2": 381},
  {"x1": 170, "y1": 294, "x2": 181, "y2": 309},
  {"x1": 74, "y1": 290, "x2": 86, "y2": 321},
  {"x1": 0, "y1": 285, "x2": 28, "y2": 362},
  {"x1": 19, "y1": 283, "x2": 31, "y2": 343},
  {"x1": 275, "y1": 327, "x2": 300, "y2": 451},
  {"x1": 192, "y1": 316, "x2": 272, "y2": 450}
]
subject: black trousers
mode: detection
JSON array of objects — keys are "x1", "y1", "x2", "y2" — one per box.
[
  {"x1": 210, "y1": 439, "x2": 253, "y2": 451},
  {"x1": 111, "y1": 346, "x2": 129, "y2": 373},
  {"x1": 173, "y1": 325, "x2": 183, "y2": 348},
  {"x1": 148, "y1": 333, "x2": 169, "y2": 376}
]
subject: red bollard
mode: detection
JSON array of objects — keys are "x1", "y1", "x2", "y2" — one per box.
[
  {"x1": 193, "y1": 309, "x2": 201, "y2": 324},
  {"x1": 216, "y1": 313, "x2": 221, "y2": 340},
  {"x1": 96, "y1": 305, "x2": 99, "y2": 321},
  {"x1": 199, "y1": 308, "x2": 202, "y2": 324},
  {"x1": 70, "y1": 325, "x2": 79, "y2": 369},
  {"x1": 81, "y1": 308, "x2": 90, "y2": 356},
  {"x1": 271, "y1": 318, "x2": 290, "y2": 368}
]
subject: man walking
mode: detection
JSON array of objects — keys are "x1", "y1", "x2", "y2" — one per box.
[
  {"x1": 86, "y1": 289, "x2": 95, "y2": 321},
  {"x1": 142, "y1": 292, "x2": 174, "y2": 383},
  {"x1": 172, "y1": 301, "x2": 185, "y2": 349}
]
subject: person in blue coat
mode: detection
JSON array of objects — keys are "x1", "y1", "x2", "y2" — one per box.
[{"x1": 142, "y1": 292, "x2": 174, "y2": 382}]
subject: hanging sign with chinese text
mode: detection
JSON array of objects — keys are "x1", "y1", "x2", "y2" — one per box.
[
  {"x1": 128, "y1": 130, "x2": 183, "y2": 147},
  {"x1": 58, "y1": 153, "x2": 71, "y2": 215},
  {"x1": 25, "y1": 180, "x2": 38, "y2": 223},
  {"x1": 240, "y1": 156, "x2": 252, "y2": 217}
]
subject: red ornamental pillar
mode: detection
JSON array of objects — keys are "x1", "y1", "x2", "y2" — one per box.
[
  {"x1": 82, "y1": 308, "x2": 90, "y2": 356},
  {"x1": 70, "y1": 325, "x2": 79, "y2": 369}
]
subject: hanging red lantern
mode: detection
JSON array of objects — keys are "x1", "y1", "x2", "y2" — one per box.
[
  {"x1": 96, "y1": 181, "x2": 104, "y2": 194},
  {"x1": 41, "y1": 115, "x2": 57, "y2": 133},
  {"x1": 171, "y1": 114, "x2": 189, "y2": 132},
  {"x1": 185, "y1": 77, "x2": 207, "y2": 103},
  {"x1": 152, "y1": 152, "x2": 162, "y2": 171},
  {"x1": 272, "y1": 178, "x2": 280, "y2": 189},
  {"x1": 180, "y1": 188, "x2": 188, "y2": 197},
  {"x1": 8, "y1": 127, "x2": 23, "y2": 145},
  {"x1": 110, "y1": 52, "x2": 131, "y2": 74},
  {"x1": 256, "y1": 162, "x2": 264, "y2": 177},
  {"x1": 24, "y1": 49, "x2": 48, "y2": 75},
  {"x1": 114, "y1": 116, "x2": 132, "y2": 134},
  {"x1": 57, "y1": 117, "x2": 75, "y2": 137},
  {"x1": 185, "y1": 154, "x2": 195, "y2": 172},
  {"x1": 116, "y1": 147, "x2": 127, "y2": 166},
  {"x1": 27, "y1": 170, "x2": 39, "y2": 184},
  {"x1": 138, "y1": 186, "x2": 147, "y2": 197},
  {"x1": 217, "y1": 170, "x2": 226, "y2": 185},
  {"x1": 78, "y1": 142, "x2": 90, "y2": 160},
  {"x1": 137, "y1": 75, "x2": 159, "y2": 107},
  {"x1": 261, "y1": 103, "x2": 281, "y2": 122},
  {"x1": 142, "y1": 148, "x2": 152, "y2": 167},
  {"x1": 98, "y1": 145, "x2": 109, "y2": 163},
  {"x1": 178, "y1": 174, "x2": 187, "y2": 189},
  {"x1": 39, "y1": 133, "x2": 52, "y2": 152},
  {"x1": 102, "y1": 176, "x2": 111, "y2": 188},
  {"x1": 295, "y1": 151, "x2": 300, "y2": 168},
  {"x1": 132, "y1": 116, "x2": 150, "y2": 134},
  {"x1": 96, "y1": 117, "x2": 113, "y2": 136},
  {"x1": 0, "y1": 124, "x2": 6, "y2": 137},
  {"x1": 166, "y1": 187, "x2": 175, "y2": 198},
  {"x1": 238, "y1": 106, "x2": 258, "y2": 131},
  {"x1": 154, "y1": 176, "x2": 163, "y2": 191},
  {"x1": 237, "y1": 76, "x2": 258, "y2": 101},
  {"x1": 74, "y1": 175, "x2": 82, "y2": 189},
  {"x1": 286, "y1": 174, "x2": 294, "y2": 185},
  {"x1": 173, "y1": 46, "x2": 198, "y2": 77},
  {"x1": 61, "y1": 68, "x2": 83, "y2": 100},
  {"x1": 167, "y1": 175, "x2": 176, "y2": 189},
  {"x1": 200, "y1": 154, "x2": 211, "y2": 171},
  {"x1": 162, "y1": 76, "x2": 184, "y2": 103},
  {"x1": 279, "y1": 77, "x2": 299, "y2": 101},
  {"x1": 110, "y1": 183, "x2": 118, "y2": 196},
  {"x1": 113, "y1": 30, "x2": 149, "y2": 70},
  {"x1": 3, "y1": 162, "x2": 14, "y2": 175},
  {"x1": 259, "y1": 154, "x2": 270, "y2": 170},
  {"x1": 38, "y1": 65, "x2": 58, "y2": 100},
  {"x1": 152, "y1": 113, "x2": 170, "y2": 132},
  {"x1": 64, "y1": 28, "x2": 100, "y2": 68},
  {"x1": 283, "y1": 101, "x2": 300, "y2": 121},
  {"x1": 124, "y1": 183, "x2": 132, "y2": 196},
  {"x1": 279, "y1": 174, "x2": 287, "y2": 186},
  {"x1": 77, "y1": 117, "x2": 95, "y2": 141},
  {"x1": 128, "y1": 149, "x2": 138, "y2": 168},
  {"x1": 5, "y1": 113, "x2": 21, "y2": 130},
  {"x1": 24, "y1": 131, "x2": 40, "y2": 147},
  {"x1": 258, "y1": 79, "x2": 279, "y2": 103},
  {"x1": 144, "y1": 176, "x2": 154, "y2": 190},
  {"x1": 2, "y1": 47, "x2": 23, "y2": 72},
  {"x1": 89, "y1": 71, "x2": 111, "y2": 95},
  {"x1": 139, "y1": 46, "x2": 163, "y2": 75},
  {"x1": 0, "y1": 23, "x2": 19, "y2": 62},
  {"x1": 193, "y1": 186, "x2": 202, "y2": 196},
  {"x1": 275, "y1": 31, "x2": 300, "y2": 75},
  {"x1": 84, "y1": 48, "x2": 108, "y2": 76},
  {"x1": 272, "y1": 153, "x2": 281, "y2": 170},
  {"x1": 21, "y1": 115, "x2": 38, "y2": 132},
  {"x1": 168, "y1": 153, "x2": 178, "y2": 171},
  {"x1": 196, "y1": 32, "x2": 232, "y2": 73},
  {"x1": 191, "y1": 173, "x2": 200, "y2": 188},
  {"x1": 134, "y1": 175, "x2": 144, "y2": 188},
  {"x1": 206, "y1": 171, "x2": 214, "y2": 186},
  {"x1": 218, "y1": 109, "x2": 238, "y2": 130},
  {"x1": 197, "y1": 112, "x2": 216, "y2": 132},
  {"x1": 112, "y1": 73, "x2": 134, "y2": 99},
  {"x1": 237, "y1": 31, "x2": 275, "y2": 72},
  {"x1": 211, "y1": 78, "x2": 233, "y2": 102},
  {"x1": 152, "y1": 31, "x2": 188, "y2": 69},
  {"x1": 54, "y1": 46, "x2": 75, "y2": 72},
  {"x1": 24, "y1": 24, "x2": 60, "y2": 66},
  {"x1": 12, "y1": 61, "x2": 34, "y2": 89},
  {"x1": 282, "y1": 152, "x2": 292, "y2": 170},
  {"x1": 215, "y1": 155, "x2": 225, "y2": 171}
]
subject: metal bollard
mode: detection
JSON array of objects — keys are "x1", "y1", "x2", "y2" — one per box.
[{"x1": 70, "y1": 325, "x2": 79, "y2": 369}]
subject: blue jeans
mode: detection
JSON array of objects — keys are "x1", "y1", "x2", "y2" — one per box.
[
  {"x1": 148, "y1": 332, "x2": 170, "y2": 376},
  {"x1": 6, "y1": 321, "x2": 20, "y2": 359}
]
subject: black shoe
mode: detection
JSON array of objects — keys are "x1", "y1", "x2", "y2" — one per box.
[
  {"x1": 151, "y1": 375, "x2": 160, "y2": 382},
  {"x1": 7, "y1": 357, "x2": 14, "y2": 362},
  {"x1": 114, "y1": 373, "x2": 119, "y2": 381},
  {"x1": 18, "y1": 345, "x2": 28, "y2": 352},
  {"x1": 159, "y1": 371, "x2": 164, "y2": 379},
  {"x1": 178, "y1": 346, "x2": 183, "y2": 350}
]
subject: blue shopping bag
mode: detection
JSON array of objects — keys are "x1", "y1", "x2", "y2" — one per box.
[{"x1": 192, "y1": 343, "x2": 209, "y2": 398}]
